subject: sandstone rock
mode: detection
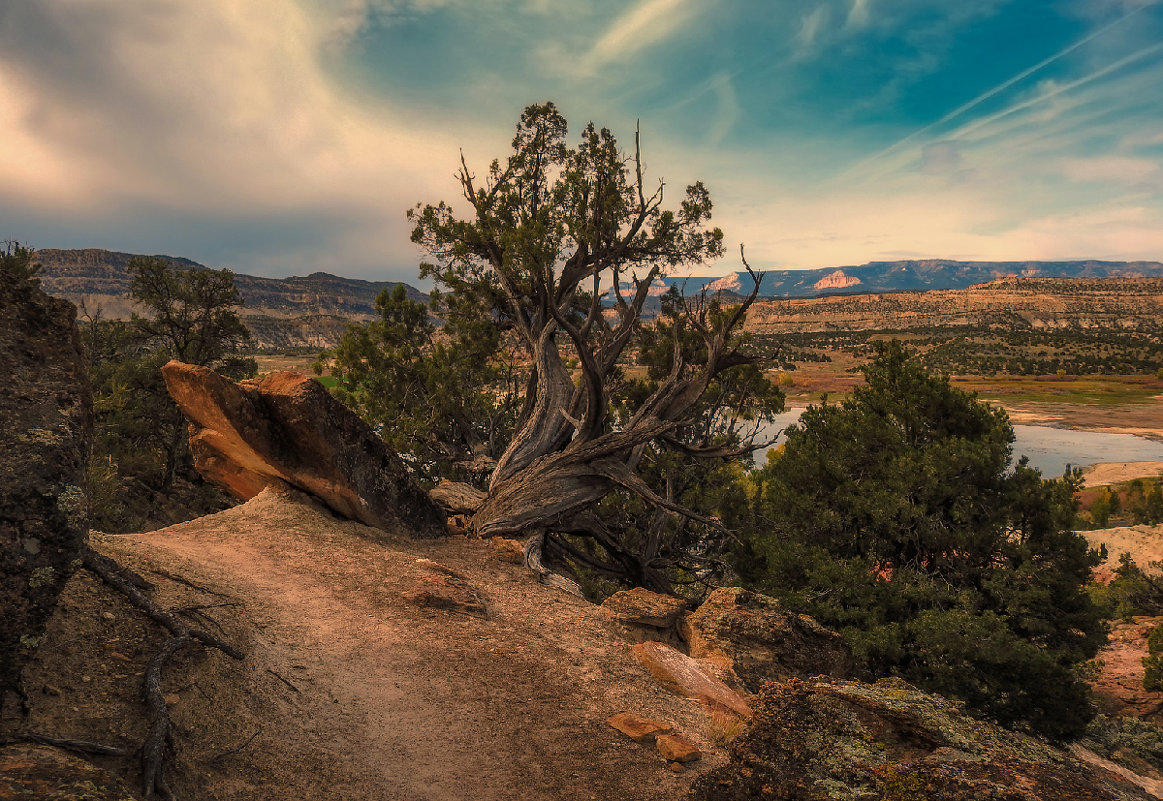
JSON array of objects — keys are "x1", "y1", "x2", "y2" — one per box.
[
  {"x1": 606, "y1": 712, "x2": 673, "y2": 743},
  {"x1": 161, "y1": 362, "x2": 445, "y2": 537},
  {"x1": 0, "y1": 744, "x2": 136, "y2": 800},
  {"x1": 489, "y1": 536, "x2": 526, "y2": 564},
  {"x1": 690, "y1": 677, "x2": 1156, "y2": 801},
  {"x1": 680, "y1": 586, "x2": 853, "y2": 693},
  {"x1": 656, "y1": 733, "x2": 701, "y2": 763},
  {"x1": 602, "y1": 588, "x2": 688, "y2": 629},
  {"x1": 401, "y1": 573, "x2": 487, "y2": 617},
  {"x1": 631, "y1": 641, "x2": 751, "y2": 719},
  {"x1": 0, "y1": 266, "x2": 91, "y2": 703}
]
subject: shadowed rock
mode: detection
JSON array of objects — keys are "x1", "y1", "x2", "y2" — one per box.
[
  {"x1": 0, "y1": 269, "x2": 91, "y2": 704},
  {"x1": 691, "y1": 677, "x2": 1157, "y2": 801},
  {"x1": 161, "y1": 361, "x2": 445, "y2": 537},
  {"x1": 680, "y1": 587, "x2": 854, "y2": 693}
]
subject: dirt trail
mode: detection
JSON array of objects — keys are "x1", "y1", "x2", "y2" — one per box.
[{"x1": 32, "y1": 488, "x2": 720, "y2": 800}]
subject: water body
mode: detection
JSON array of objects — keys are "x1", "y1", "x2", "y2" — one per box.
[{"x1": 754, "y1": 408, "x2": 1163, "y2": 477}]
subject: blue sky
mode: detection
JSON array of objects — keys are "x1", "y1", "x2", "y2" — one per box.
[{"x1": 1, "y1": 0, "x2": 1162, "y2": 282}]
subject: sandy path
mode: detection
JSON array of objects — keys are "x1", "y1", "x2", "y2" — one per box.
[{"x1": 107, "y1": 488, "x2": 712, "y2": 801}]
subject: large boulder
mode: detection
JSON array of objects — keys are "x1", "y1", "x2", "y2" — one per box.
[
  {"x1": 0, "y1": 269, "x2": 91, "y2": 705},
  {"x1": 161, "y1": 362, "x2": 445, "y2": 537},
  {"x1": 691, "y1": 677, "x2": 1158, "y2": 801},
  {"x1": 680, "y1": 587, "x2": 853, "y2": 693}
]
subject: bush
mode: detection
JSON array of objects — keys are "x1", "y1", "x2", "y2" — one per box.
[{"x1": 741, "y1": 341, "x2": 1107, "y2": 739}]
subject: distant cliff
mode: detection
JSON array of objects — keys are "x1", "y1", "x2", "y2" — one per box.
[
  {"x1": 34, "y1": 248, "x2": 426, "y2": 351},
  {"x1": 745, "y1": 276, "x2": 1163, "y2": 333},
  {"x1": 678, "y1": 259, "x2": 1163, "y2": 299}
]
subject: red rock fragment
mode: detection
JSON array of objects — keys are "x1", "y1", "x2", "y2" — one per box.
[
  {"x1": 606, "y1": 712, "x2": 673, "y2": 743},
  {"x1": 631, "y1": 641, "x2": 752, "y2": 718},
  {"x1": 656, "y1": 734, "x2": 702, "y2": 763}
]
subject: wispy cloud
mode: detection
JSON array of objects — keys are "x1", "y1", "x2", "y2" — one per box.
[
  {"x1": 581, "y1": 0, "x2": 700, "y2": 73},
  {"x1": 847, "y1": 2, "x2": 1156, "y2": 173}
]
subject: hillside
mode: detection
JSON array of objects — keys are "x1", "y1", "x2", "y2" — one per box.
[
  {"x1": 33, "y1": 248, "x2": 426, "y2": 351},
  {"x1": 744, "y1": 276, "x2": 1163, "y2": 334},
  {"x1": 15, "y1": 488, "x2": 723, "y2": 800}
]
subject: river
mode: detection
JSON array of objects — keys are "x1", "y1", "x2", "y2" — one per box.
[{"x1": 755, "y1": 408, "x2": 1163, "y2": 477}]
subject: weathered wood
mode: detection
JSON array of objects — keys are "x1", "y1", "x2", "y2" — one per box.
[{"x1": 429, "y1": 480, "x2": 487, "y2": 515}]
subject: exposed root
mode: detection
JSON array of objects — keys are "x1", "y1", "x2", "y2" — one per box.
[
  {"x1": 522, "y1": 532, "x2": 584, "y2": 598},
  {"x1": 0, "y1": 733, "x2": 128, "y2": 757},
  {"x1": 81, "y1": 545, "x2": 245, "y2": 799}
]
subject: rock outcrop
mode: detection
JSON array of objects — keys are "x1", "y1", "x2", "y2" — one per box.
[
  {"x1": 161, "y1": 362, "x2": 446, "y2": 537},
  {"x1": 0, "y1": 268, "x2": 91, "y2": 704},
  {"x1": 681, "y1": 587, "x2": 853, "y2": 693},
  {"x1": 601, "y1": 588, "x2": 689, "y2": 644},
  {"x1": 631, "y1": 641, "x2": 752, "y2": 719},
  {"x1": 691, "y1": 677, "x2": 1157, "y2": 801}
]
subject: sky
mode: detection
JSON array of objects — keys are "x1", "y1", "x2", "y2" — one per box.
[{"x1": 2, "y1": 0, "x2": 1163, "y2": 283}]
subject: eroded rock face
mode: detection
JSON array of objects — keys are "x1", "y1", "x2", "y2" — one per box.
[
  {"x1": 0, "y1": 271, "x2": 91, "y2": 702},
  {"x1": 161, "y1": 362, "x2": 445, "y2": 537},
  {"x1": 690, "y1": 677, "x2": 1156, "y2": 801},
  {"x1": 680, "y1": 587, "x2": 853, "y2": 693}
]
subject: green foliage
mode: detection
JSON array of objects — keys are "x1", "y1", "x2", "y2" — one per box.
[
  {"x1": 317, "y1": 283, "x2": 520, "y2": 484},
  {"x1": 741, "y1": 340, "x2": 1107, "y2": 740},
  {"x1": 86, "y1": 257, "x2": 255, "y2": 530},
  {"x1": 1126, "y1": 478, "x2": 1163, "y2": 525},
  {"x1": 1090, "y1": 553, "x2": 1163, "y2": 622},
  {"x1": 1, "y1": 240, "x2": 40, "y2": 286},
  {"x1": 1144, "y1": 625, "x2": 1163, "y2": 691},
  {"x1": 1085, "y1": 714, "x2": 1163, "y2": 775}
]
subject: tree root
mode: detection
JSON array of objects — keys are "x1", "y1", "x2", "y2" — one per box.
[
  {"x1": 522, "y1": 532, "x2": 584, "y2": 598},
  {"x1": 0, "y1": 733, "x2": 128, "y2": 757},
  {"x1": 80, "y1": 545, "x2": 245, "y2": 799}
]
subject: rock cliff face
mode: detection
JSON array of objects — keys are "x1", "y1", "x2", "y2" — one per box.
[
  {"x1": 746, "y1": 277, "x2": 1163, "y2": 334},
  {"x1": 0, "y1": 270, "x2": 91, "y2": 703},
  {"x1": 812, "y1": 270, "x2": 861, "y2": 292},
  {"x1": 161, "y1": 362, "x2": 446, "y2": 537},
  {"x1": 32, "y1": 248, "x2": 426, "y2": 351},
  {"x1": 691, "y1": 677, "x2": 1157, "y2": 801}
]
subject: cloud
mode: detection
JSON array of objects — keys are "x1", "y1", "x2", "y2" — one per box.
[
  {"x1": 797, "y1": 6, "x2": 830, "y2": 52},
  {"x1": 582, "y1": 0, "x2": 700, "y2": 73},
  {"x1": 845, "y1": 0, "x2": 870, "y2": 29},
  {"x1": 0, "y1": 0, "x2": 486, "y2": 277}
]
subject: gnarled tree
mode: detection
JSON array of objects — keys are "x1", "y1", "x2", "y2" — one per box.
[{"x1": 408, "y1": 102, "x2": 774, "y2": 590}]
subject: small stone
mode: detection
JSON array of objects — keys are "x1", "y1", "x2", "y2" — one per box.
[
  {"x1": 606, "y1": 712, "x2": 673, "y2": 743},
  {"x1": 668, "y1": 761, "x2": 686, "y2": 773},
  {"x1": 101, "y1": 611, "x2": 115, "y2": 621},
  {"x1": 163, "y1": 693, "x2": 180, "y2": 706},
  {"x1": 81, "y1": 675, "x2": 91, "y2": 683},
  {"x1": 42, "y1": 684, "x2": 61, "y2": 696},
  {"x1": 656, "y1": 734, "x2": 702, "y2": 763},
  {"x1": 110, "y1": 651, "x2": 130, "y2": 662}
]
